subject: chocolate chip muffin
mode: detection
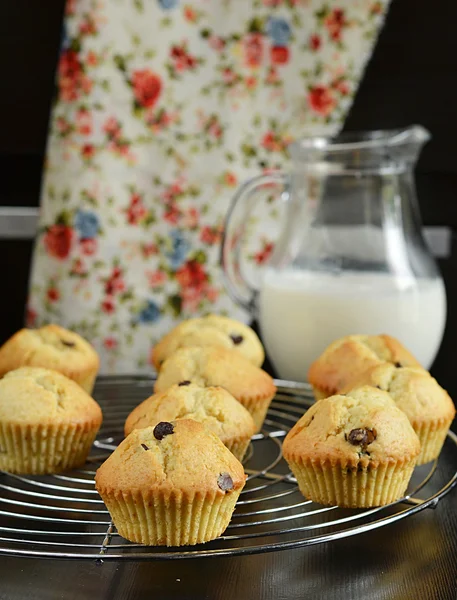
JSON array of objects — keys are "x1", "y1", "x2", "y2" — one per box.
[
  {"x1": 341, "y1": 363, "x2": 456, "y2": 465},
  {"x1": 154, "y1": 346, "x2": 276, "y2": 432},
  {"x1": 151, "y1": 314, "x2": 265, "y2": 370},
  {"x1": 125, "y1": 383, "x2": 256, "y2": 461},
  {"x1": 95, "y1": 419, "x2": 246, "y2": 546},
  {"x1": 0, "y1": 324, "x2": 100, "y2": 394},
  {"x1": 283, "y1": 386, "x2": 420, "y2": 508},
  {"x1": 308, "y1": 334, "x2": 422, "y2": 400},
  {"x1": 0, "y1": 367, "x2": 102, "y2": 474}
]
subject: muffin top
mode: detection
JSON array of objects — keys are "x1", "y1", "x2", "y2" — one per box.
[
  {"x1": 283, "y1": 386, "x2": 420, "y2": 467},
  {"x1": 151, "y1": 315, "x2": 265, "y2": 369},
  {"x1": 342, "y1": 363, "x2": 456, "y2": 425},
  {"x1": 0, "y1": 367, "x2": 102, "y2": 426},
  {"x1": 0, "y1": 324, "x2": 100, "y2": 376},
  {"x1": 124, "y1": 383, "x2": 256, "y2": 442},
  {"x1": 154, "y1": 346, "x2": 276, "y2": 402},
  {"x1": 96, "y1": 419, "x2": 246, "y2": 495},
  {"x1": 308, "y1": 334, "x2": 422, "y2": 395}
]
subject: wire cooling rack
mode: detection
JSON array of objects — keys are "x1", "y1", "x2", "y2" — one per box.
[{"x1": 0, "y1": 376, "x2": 456, "y2": 561}]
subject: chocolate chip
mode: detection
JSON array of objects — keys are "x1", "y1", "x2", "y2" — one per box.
[
  {"x1": 61, "y1": 339, "x2": 75, "y2": 347},
  {"x1": 153, "y1": 421, "x2": 174, "y2": 440},
  {"x1": 347, "y1": 428, "x2": 377, "y2": 450},
  {"x1": 375, "y1": 385, "x2": 382, "y2": 389},
  {"x1": 394, "y1": 362, "x2": 402, "y2": 368},
  {"x1": 230, "y1": 334, "x2": 244, "y2": 345},
  {"x1": 178, "y1": 380, "x2": 191, "y2": 386},
  {"x1": 141, "y1": 443, "x2": 149, "y2": 451},
  {"x1": 217, "y1": 472, "x2": 234, "y2": 492}
]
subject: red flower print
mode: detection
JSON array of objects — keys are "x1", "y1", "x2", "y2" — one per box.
[
  {"x1": 103, "y1": 337, "x2": 118, "y2": 350},
  {"x1": 58, "y1": 49, "x2": 83, "y2": 102},
  {"x1": 266, "y1": 66, "x2": 280, "y2": 85},
  {"x1": 176, "y1": 259, "x2": 207, "y2": 290},
  {"x1": 80, "y1": 237, "x2": 98, "y2": 256},
  {"x1": 141, "y1": 243, "x2": 158, "y2": 258},
  {"x1": 183, "y1": 5, "x2": 197, "y2": 22},
  {"x1": 76, "y1": 109, "x2": 92, "y2": 136},
  {"x1": 71, "y1": 258, "x2": 87, "y2": 276},
  {"x1": 244, "y1": 33, "x2": 264, "y2": 68},
  {"x1": 371, "y1": 2, "x2": 383, "y2": 15},
  {"x1": 86, "y1": 50, "x2": 98, "y2": 67},
  {"x1": 170, "y1": 45, "x2": 198, "y2": 72},
  {"x1": 224, "y1": 171, "x2": 238, "y2": 187},
  {"x1": 164, "y1": 203, "x2": 181, "y2": 225},
  {"x1": 334, "y1": 80, "x2": 350, "y2": 96},
  {"x1": 208, "y1": 35, "x2": 225, "y2": 51},
  {"x1": 324, "y1": 8, "x2": 347, "y2": 42},
  {"x1": 56, "y1": 117, "x2": 72, "y2": 136},
  {"x1": 184, "y1": 207, "x2": 199, "y2": 229},
  {"x1": 132, "y1": 69, "x2": 162, "y2": 109},
  {"x1": 147, "y1": 270, "x2": 167, "y2": 287},
  {"x1": 200, "y1": 226, "x2": 222, "y2": 245},
  {"x1": 254, "y1": 241, "x2": 275, "y2": 265},
  {"x1": 47, "y1": 287, "x2": 60, "y2": 302},
  {"x1": 222, "y1": 68, "x2": 237, "y2": 85},
  {"x1": 309, "y1": 34, "x2": 321, "y2": 51},
  {"x1": 104, "y1": 266, "x2": 126, "y2": 295},
  {"x1": 308, "y1": 85, "x2": 336, "y2": 116},
  {"x1": 245, "y1": 75, "x2": 258, "y2": 89},
  {"x1": 101, "y1": 298, "x2": 115, "y2": 314},
  {"x1": 261, "y1": 131, "x2": 284, "y2": 152},
  {"x1": 79, "y1": 17, "x2": 97, "y2": 36},
  {"x1": 44, "y1": 225, "x2": 74, "y2": 260},
  {"x1": 103, "y1": 116, "x2": 121, "y2": 139},
  {"x1": 26, "y1": 306, "x2": 37, "y2": 327},
  {"x1": 126, "y1": 193, "x2": 147, "y2": 224},
  {"x1": 81, "y1": 144, "x2": 95, "y2": 160},
  {"x1": 270, "y1": 46, "x2": 290, "y2": 65}
]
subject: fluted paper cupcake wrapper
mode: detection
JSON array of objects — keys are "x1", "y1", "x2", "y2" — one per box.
[
  {"x1": 101, "y1": 489, "x2": 241, "y2": 546},
  {"x1": 414, "y1": 417, "x2": 453, "y2": 465},
  {"x1": 286, "y1": 457, "x2": 417, "y2": 508},
  {"x1": 224, "y1": 437, "x2": 252, "y2": 462},
  {"x1": 238, "y1": 394, "x2": 275, "y2": 433},
  {"x1": 0, "y1": 421, "x2": 99, "y2": 474}
]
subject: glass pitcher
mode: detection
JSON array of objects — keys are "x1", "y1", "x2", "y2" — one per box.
[{"x1": 221, "y1": 126, "x2": 446, "y2": 382}]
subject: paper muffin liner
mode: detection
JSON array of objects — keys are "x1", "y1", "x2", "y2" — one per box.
[
  {"x1": 286, "y1": 456, "x2": 417, "y2": 508},
  {"x1": 413, "y1": 417, "x2": 453, "y2": 465},
  {"x1": 224, "y1": 437, "x2": 252, "y2": 462},
  {"x1": 0, "y1": 421, "x2": 99, "y2": 474},
  {"x1": 238, "y1": 394, "x2": 275, "y2": 432},
  {"x1": 100, "y1": 489, "x2": 241, "y2": 546}
]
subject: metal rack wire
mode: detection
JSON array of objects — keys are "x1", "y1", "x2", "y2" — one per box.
[{"x1": 0, "y1": 377, "x2": 455, "y2": 561}]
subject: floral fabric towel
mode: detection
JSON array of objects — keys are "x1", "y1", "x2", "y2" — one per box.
[{"x1": 28, "y1": 0, "x2": 390, "y2": 374}]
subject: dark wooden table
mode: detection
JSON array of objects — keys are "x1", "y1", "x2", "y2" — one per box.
[{"x1": 0, "y1": 490, "x2": 456, "y2": 600}]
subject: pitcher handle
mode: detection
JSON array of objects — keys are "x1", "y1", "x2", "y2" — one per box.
[{"x1": 220, "y1": 172, "x2": 288, "y2": 312}]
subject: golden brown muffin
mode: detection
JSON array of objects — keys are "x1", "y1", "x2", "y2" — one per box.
[
  {"x1": 341, "y1": 363, "x2": 455, "y2": 465},
  {"x1": 124, "y1": 383, "x2": 256, "y2": 461},
  {"x1": 95, "y1": 419, "x2": 246, "y2": 546},
  {"x1": 151, "y1": 314, "x2": 265, "y2": 370},
  {"x1": 308, "y1": 334, "x2": 422, "y2": 399},
  {"x1": 283, "y1": 386, "x2": 420, "y2": 508},
  {"x1": 154, "y1": 346, "x2": 276, "y2": 432},
  {"x1": 0, "y1": 324, "x2": 100, "y2": 394},
  {"x1": 0, "y1": 367, "x2": 102, "y2": 474}
]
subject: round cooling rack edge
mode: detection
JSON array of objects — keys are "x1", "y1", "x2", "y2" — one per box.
[{"x1": 0, "y1": 376, "x2": 455, "y2": 562}]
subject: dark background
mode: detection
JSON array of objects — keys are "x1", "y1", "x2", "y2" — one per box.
[{"x1": 1, "y1": 0, "x2": 457, "y2": 394}]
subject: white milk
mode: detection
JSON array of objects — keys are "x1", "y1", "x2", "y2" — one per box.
[{"x1": 259, "y1": 270, "x2": 446, "y2": 382}]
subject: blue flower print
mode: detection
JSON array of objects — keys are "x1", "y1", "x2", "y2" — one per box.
[
  {"x1": 138, "y1": 300, "x2": 161, "y2": 323},
  {"x1": 75, "y1": 210, "x2": 100, "y2": 239},
  {"x1": 158, "y1": 0, "x2": 179, "y2": 9},
  {"x1": 166, "y1": 229, "x2": 189, "y2": 270},
  {"x1": 266, "y1": 18, "x2": 291, "y2": 46}
]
